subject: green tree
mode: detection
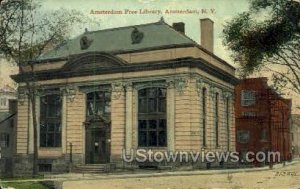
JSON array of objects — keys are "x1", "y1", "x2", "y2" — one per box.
[
  {"x1": 0, "y1": 0, "x2": 99, "y2": 176},
  {"x1": 223, "y1": 0, "x2": 300, "y2": 94}
]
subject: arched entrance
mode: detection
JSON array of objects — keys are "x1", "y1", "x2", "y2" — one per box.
[{"x1": 85, "y1": 115, "x2": 111, "y2": 164}]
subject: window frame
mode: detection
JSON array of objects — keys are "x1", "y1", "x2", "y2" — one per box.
[
  {"x1": 261, "y1": 128, "x2": 268, "y2": 141},
  {"x1": 86, "y1": 90, "x2": 111, "y2": 119},
  {"x1": 39, "y1": 94, "x2": 62, "y2": 148},
  {"x1": 241, "y1": 90, "x2": 256, "y2": 106},
  {"x1": 215, "y1": 92, "x2": 219, "y2": 147},
  {"x1": 0, "y1": 133, "x2": 9, "y2": 148},
  {"x1": 225, "y1": 97, "x2": 230, "y2": 150},
  {"x1": 138, "y1": 87, "x2": 167, "y2": 148},
  {"x1": 237, "y1": 130, "x2": 250, "y2": 144},
  {"x1": 202, "y1": 88, "x2": 207, "y2": 147}
]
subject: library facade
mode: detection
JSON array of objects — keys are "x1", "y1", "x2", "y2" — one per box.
[{"x1": 12, "y1": 19, "x2": 238, "y2": 174}]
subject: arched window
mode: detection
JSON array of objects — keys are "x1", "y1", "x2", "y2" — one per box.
[
  {"x1": 138, "y1": 87, "x2": 167, "y2": 147},
  {"x1": 202, "y1": 88, "x2": 207, "y2": 147}
]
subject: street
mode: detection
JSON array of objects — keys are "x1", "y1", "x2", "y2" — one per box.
[{"x1": 62, "y1": 162, "x2": 300, "y2": 189}]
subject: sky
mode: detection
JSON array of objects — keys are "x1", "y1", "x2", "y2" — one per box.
[
  {"x1": 40, "y1": 0, "x2": 250, "y2": 63},
  {"x1": 1, "y1": 0, "x2": 299, "y2": 113}
]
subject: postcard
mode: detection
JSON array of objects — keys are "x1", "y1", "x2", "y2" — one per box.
[{"x1": 0, "y1": 0, "x2": 299, "y2": 188}]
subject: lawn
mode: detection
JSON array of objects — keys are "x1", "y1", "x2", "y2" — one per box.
[{"x1": 1, "y1": 181, "x2": 52, "y2": 189}]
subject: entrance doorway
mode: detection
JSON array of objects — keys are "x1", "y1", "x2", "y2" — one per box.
[{"x1": 85, "y1": 118, "x2": 111, "y2": 164}]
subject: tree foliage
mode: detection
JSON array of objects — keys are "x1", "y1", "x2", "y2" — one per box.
[
  {"x1": 0, "y1": 0, "x2": 98, "y2": 63},
  {"x1": 0, "y1": 0, "x2": 99, "y2": 175},
  {"x1": 223, "y1": 0, "x2": 300, "y2": 83}
]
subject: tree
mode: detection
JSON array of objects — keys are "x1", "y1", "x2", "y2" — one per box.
[
  {"x1": 223, "y1": 0, "x2": 300, "y2": 96},
  {"x1": 0, "y1": 0, "x2": 99, "y2": 176}
]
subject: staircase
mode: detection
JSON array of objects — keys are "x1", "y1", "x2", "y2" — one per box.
[{"x1": 72, "y1": 164, "x2": 108, "y2": 174}]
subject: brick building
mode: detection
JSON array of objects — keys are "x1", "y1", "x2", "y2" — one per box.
[
  {"x1": 11, "y1": 18, "x2": 238, "y2": 175},
  {"x1": 235, "y1": 78, "x2": 292, "y2": 165},
  {"x1": 291, "y1": 114, "x2": 300, "y2": 158}
]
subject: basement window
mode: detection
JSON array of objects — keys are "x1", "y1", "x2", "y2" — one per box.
[{"x1": 38, "y1": 164, "x2": 52, "y2": 172}]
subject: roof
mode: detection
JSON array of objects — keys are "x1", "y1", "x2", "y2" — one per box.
[{"x1": 38, "y1": 20, "x2": 196, "y2": 61}]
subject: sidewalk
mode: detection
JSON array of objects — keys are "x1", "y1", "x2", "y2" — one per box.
[{"x1": 2, "y1": 159, "x2": 299, "y2": 183}]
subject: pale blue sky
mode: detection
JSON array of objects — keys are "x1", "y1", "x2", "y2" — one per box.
[{"x1": 41, "y1": 0, "x2": 251, "y2": 65}]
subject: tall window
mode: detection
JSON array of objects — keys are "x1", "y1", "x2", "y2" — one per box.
[
  {"x1": 241, "y1": 90, "x2": 256, "y2": 106},
  {"x1": 86, "y1": 91, "x2": 111, "y2": 118},
  {"x1": 226, "y1": 97, "x2": 230, "y2": 150},
  {"x1": 138, "y1": 87, "x2": 166, "y2": 147},
  {"x1": 215, "y1": 92, "x2": 219, "y2": 147},
  {"x1": 40, "y1": 94, "x2": 62, "y2": 147},
  {"x1": 0, "y1": 133, "x2": 9, "y2": 148},
  {"x1": 202, "y1": 88, "x2": 207, "y2": 147}
]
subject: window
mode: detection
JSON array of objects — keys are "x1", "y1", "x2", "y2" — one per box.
[
  {"x1": 0, "y1": 98, "x2": 5, "y2": 106},
  {"x1": 138, "y1": 88, "x2": 166, "y2": 147},
  {"x1": 226, "y1": 97, "x2": 230, "y2": 150},
  {"x1": 237, "y1": 130, "x2": 250, "y2": 143},
  {"x1": 0, "y1": 133, "x2": 9, "y2": 148},
  {"x1": 38, "y1": 164, "x2": 52, "y2": 172},
  {"x1": 242, "y1": 112, "x2": 256, "y2": 117},
  {"x1": 241, "y1": 90, "x2": 256, "y2": 106},
  {"x1": 215, "y1": 92, "x2": 219, "y2": 146},
  {"x1": 86, "y1": 91, "x2": 111, "y2": 117},
  {"x1": 202, "y1": 88, "x2": 207, "y2": 147},
  {"x1": 40, "y1": 94, "x2": 62, "y2": 147},
  {"x1": 261, "y1": 129, "x2": 268, "y2": 140}
]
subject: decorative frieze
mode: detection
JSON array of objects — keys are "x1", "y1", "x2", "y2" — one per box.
[
  {"x1": 196, "y1": 77, "x2": 206, "y2": 96},
  {"x1": 18, "y1": 88, "x2": 28, "y2": 105},
  {"x1": 174, "y1": 77, "x2": 188, "y2": 95},
  {"x1": 222, "y1": 90, "x2": 233, "y2": 101},
  {"x1": 112, "y1": 81, "x2": 125, "y2": 99},
  {"x1": 166, "y1": 79, "x2": 175, "y2": 90},
  {"x1": 61, "y1": 85, "x2": 77, "y2": 102}
]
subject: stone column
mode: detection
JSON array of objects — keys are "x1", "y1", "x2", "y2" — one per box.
[
  {"x1": 28, "y1": 98, "x2": 34, "y2": 154},
  {"x1": 62, "y1": 95, "x2": 67, "y2": 154},
  {"x1": 222, "y1": 91, "x2": 233, "y2": 151},
  {"x1": 111, "y1": 82, "x2": 126, "y2": 161},
  {"x1": 125, "y1": 82, "x2": 133, "y2": 154},
  {"x1": 167, "y1": 79, "x2": 175, "y2": 152}
]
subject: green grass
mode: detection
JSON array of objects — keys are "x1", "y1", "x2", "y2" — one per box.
[
  {"x1": 1, "y1": 181, "x2": 51, "y2": 189},
  {"x1": 1, "y1": 175, "x2": 44, "y2": 181}
]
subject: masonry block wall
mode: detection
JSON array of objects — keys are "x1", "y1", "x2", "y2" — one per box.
[
  {"x1": 16, "y1": 98, "x2": 29, "y2": 154},
  {"x1": 65, "y1": 91, "x2": 85, "y2": 164},
  {"x1": 110, "y1": 89, "x2": 126, "y2": 162}
]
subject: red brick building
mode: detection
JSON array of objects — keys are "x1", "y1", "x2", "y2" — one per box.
[{"x1": 235, "y1": 78, "x2": 292, "y2": 165}]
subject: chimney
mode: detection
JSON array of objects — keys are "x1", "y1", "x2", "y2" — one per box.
[
  {"x1": 200, "y1": 18, "x2": 214, "y2": 53},
  {"x1": 172, "y1": 22, "x2": 185, "y2": 34}
]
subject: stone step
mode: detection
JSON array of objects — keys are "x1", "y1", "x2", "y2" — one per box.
[{"x1": 72, "y1": 164, "x2": 107, "y2": 174}]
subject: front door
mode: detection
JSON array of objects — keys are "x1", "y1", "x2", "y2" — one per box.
[{"x1": 85, "y1": 122, "x2": 110, "y2": 164}]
